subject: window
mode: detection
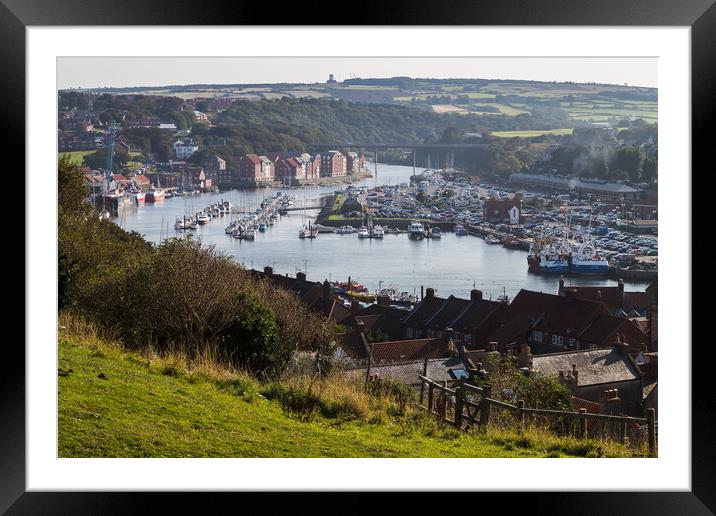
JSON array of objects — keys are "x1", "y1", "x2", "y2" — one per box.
[
  {"x1": 531, "y1": 330, "x2": 543, "y2": 342},
  {"x1": 552, "y1": 335, "x2": 563, "y2": 347}
]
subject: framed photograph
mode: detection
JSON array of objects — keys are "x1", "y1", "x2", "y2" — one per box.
[{"x1": 5, "y1": 0, "x2": 710, "y2": 512}]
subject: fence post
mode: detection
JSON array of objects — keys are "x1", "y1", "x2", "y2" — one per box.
[
  {"x1": 647, "y1": 408, "x2": 656, "y2": 457},
  {"x1": 479, "y1": 385, "x2": 492, "y2": 430},
  {"x1": 454, "y1": 380, "x2": 464, "y2": 429},
  {"x1": 579, "y1": 408, "x2": 587, "y2": 438},
  {"x1": 517, "y1": 400, "x2": 525, "y2": 429},
  {"x1": 427, "y1": 382, "x2": 435, "y2": 414},
  {"x1": 419, "y1": 377, "x2": 425, "y2": 406}
]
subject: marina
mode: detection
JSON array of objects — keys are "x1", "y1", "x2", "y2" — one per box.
[{"x1": 113, "y1": 163, "x2": 652, "y2": 301}]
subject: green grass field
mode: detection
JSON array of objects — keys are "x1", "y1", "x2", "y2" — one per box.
[
  {"x1": 491, "y1": 129, "x2": 574, "y2": 138},
  {"x1": 59, "y1": 150, "x2": 95, "y2": 165}
]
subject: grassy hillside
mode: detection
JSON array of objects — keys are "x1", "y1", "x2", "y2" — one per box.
[{"x1": 58, "y1": 315, "x2": 636, "y2": 458}]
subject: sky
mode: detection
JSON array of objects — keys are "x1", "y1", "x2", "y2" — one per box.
[{"x1": 57, "y1": 57, "x2": 657, "y2": 90}]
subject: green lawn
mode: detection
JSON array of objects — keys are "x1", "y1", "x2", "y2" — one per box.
[
  {"x1": 59, "y1": 150, "x2": 95, "y2": 165},
  {"x1": 58, "y1": 337, "x2": 551, "y2": 458}
]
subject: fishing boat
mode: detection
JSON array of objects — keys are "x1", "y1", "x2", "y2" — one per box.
[
  {"x1": 455, "y1": 224, "x2": 468, "y2": 236},
  {"x1": 570, "y1": 240, "x2": 609, "y2": 274},
  {"x1": 373, "y1": 225, "x2": 384, "y2": 238},
  {"x1": 146, "y1": 187, "x2": 166, "y2": 202},
  {"x1": 538, "y1": 245, "x2": 570, "y2": 273},
  {"x1": 408, "y1": 221, "x2": 425, "y2": 240}
]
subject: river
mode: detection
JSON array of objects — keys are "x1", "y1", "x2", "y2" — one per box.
[{"x1": 114, "y1": 163, "x2": 651, "y2": 301}]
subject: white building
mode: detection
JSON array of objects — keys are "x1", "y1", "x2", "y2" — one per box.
[{"x1": 173, "y1": 138, "x2": 199, "y2": 160}]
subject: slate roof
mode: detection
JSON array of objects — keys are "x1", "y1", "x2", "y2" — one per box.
[
  {"x1": 448, "y1": 299, "x2": 505, "y2": 332},
  {"x1": 531, "y1": 347, "x2": 640, "y2": 387},
  {"x1": 402, "y1": 296, "x2": 447, "y2": 327},
  {"x1": 369, "y1": 338, "x2": 451, "y2": 364},
  {"x1": 424, "y1": 296, "x2": 471, "y2": 330}
]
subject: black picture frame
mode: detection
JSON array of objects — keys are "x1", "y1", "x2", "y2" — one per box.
[{"x1": 3, "y1": 0, "x2": 710, "y2": 513}]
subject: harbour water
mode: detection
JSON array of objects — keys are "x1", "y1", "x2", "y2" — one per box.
[{"x1": 115, "y1": 163, "x2": 652, "y2": 300}]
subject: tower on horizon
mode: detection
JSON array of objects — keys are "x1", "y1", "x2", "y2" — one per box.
[{"x1": 327, "y1": 74, "x2": 337, "y2": 84}]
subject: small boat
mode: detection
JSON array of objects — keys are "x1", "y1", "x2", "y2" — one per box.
[
  {"x1": 174, "y1": 217, "x2": 187, "y2": 230},
  {"x1": 455, "y1": 224, "x2": 468, "y2": 236},
  {"x1": 345, "y1": 290, "x2": 376, "y2": 303},
  {"x1": 98, "y1": 209, "x2": 111, "y2": 220},
  {"x1": 187, "y1": 219, "x2": 198, "y2": 230},
  {"x1": 372, "y1": 225, "x2": 384, "y2": 239},
  {"x1": 409, "y1": 221, "x2": 425, "y2": 240},
  {"x1": 258, "y1": 223, "x2": 267, "y2": 232},
  {"x1": 134, "y1": 191, "x2": 146, "y2": 204},
  {"x1": 196, "y1": 212, "x2": 210, "y2": 225},
  {"x1": 225, "y1": 222, "x2": 238, "y2": 234},
  {"x1": 357, "y1": 226, "x2": 370, "y2": 239},
  {"x1": 485, "y1": 236, "x2": 501, "y2": 245},
  {"x1": 430, "y1": 227, "x2": 441, "y2": 239}
]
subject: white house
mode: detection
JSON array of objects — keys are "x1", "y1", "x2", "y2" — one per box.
[
  {"x1": 508, "y1": 205, "x2": 520, "y2": 225},
  {"x1": 173, "y1": 138, "x2": 199, "y2": 160}
]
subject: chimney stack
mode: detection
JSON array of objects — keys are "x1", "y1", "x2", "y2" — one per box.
[
  {"x1": 322, "y1": 279, "x2": 331, "y2": 299},
  {"x1": 571, "y1": 363, "x2": 578, "y2": 384},
  {"x1": 618, "y1": 278, "x2": 625, "y2": 308},
  {"x1": 471, "y1": 289, "x2": 483, "y2": 301},
  {"x1": 264, "y1": 265, "x2": 273, "y2": 276},
  {"x1": 615, "y1": 333, "x2": 630, "y2": 355},
  {"x1": 425, "y1": 288, "x2": 435, "y2": 299},
  {"x1": 559, "y1": 275, "x2": 565, "y2": 294},
  {"x1": 296, "y1": 271, "x2": 306, "y2": 282},
  {"x1": 603, "y1": 388, "x2": 622, "y2": 415},
  {"x1": 517, "y1": 344, "x2": 532, "y2": 368}
]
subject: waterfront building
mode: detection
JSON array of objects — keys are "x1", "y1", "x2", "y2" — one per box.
[
  {"x1": 320, "y1": 150, "x2": 346, "y2": 177},
  {"x1": 235, "y1": 153, "x2": 275, "y2": 185}
]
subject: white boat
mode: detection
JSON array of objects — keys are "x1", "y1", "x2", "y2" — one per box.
[
  {"x1": 485, "y1": 236, "x2": 501, "y2": 245},
  {"x1": 409, "y1": 221, "x2": 425, "y2": 240},
  {"x1": 196, "y1": 212, "x2": 210, "y2": 225},
  {"x1": 357, "y1": 226, "x2": 370, "y2": 239},
  {"x1": 429, "y1": 227, "x2": 442, "y2": 239},
  {"x1": 455, "y1": 224, "x2": 468, "y2": 236},
  {"x1": 174, "y1": 217, "x2": 187, "y2": 230},
  {"x1": 373, "y1": 225, "x2": 384, "y2": 238}
]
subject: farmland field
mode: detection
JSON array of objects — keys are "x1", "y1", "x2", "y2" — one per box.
[{"x1": 491, "y1": 128, "x2": 574, "y2": 138}]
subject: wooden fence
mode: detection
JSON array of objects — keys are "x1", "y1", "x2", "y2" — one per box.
[{"x1": 418, "y1": 376, "x2": 656, "y2": 457}]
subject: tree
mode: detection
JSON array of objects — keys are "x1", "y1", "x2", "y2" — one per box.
[
  {"x1": 642, "y1": 157, "x2": 658, "y2": 183},
  {"x1": 58, "y1": 155, "x2": 90, "y2": 218},
  {"x1": 610, "y1": 146, "x2": 644, "y2": 182},
  {"x1": 439, "y1": 126, "x2": 463, "y2": 144}
]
